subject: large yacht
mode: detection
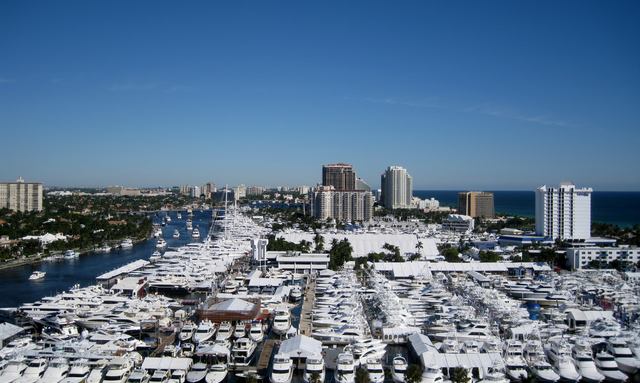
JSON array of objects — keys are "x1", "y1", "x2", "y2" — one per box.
[
  {"x1": 303, "y1": 353, "x2": 326, "y2": 383},
  {"x1": 272, "y1": 307, "x2": 292, "y2": 336},
  {"x1": 334, "y1": 351, "x2": 356, "y2": 383},
  {"x1": 270, "y1": 353, "x2": 294, "y2": 383},
  {"x1": 29, "y1": 271, "x2": 46, "y2": 280}
]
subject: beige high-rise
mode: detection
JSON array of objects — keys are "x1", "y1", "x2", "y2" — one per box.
[
  {"x1": 0, "y1": 177, "x2": 43, "y2": 212},
  {"x1": 458, "y1": 191, "x2": 495, "y2": 218}
]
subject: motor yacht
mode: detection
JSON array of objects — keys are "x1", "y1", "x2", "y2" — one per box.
[
  {"x1": 149, "y1": 370, "x2": 170, "y2": 383},
  {"x1": 572, "y1": 339, "x2": 605, "y2": 383},
  {"x1": 0, "y1": 360, "x2": 28, "y2": 382},
  {"x1": 290, "y1": 286, "x2": 303, "y2": 302},
  {"x1": 185, "y1": 363, "x2": 208, "y2": 383},
  {"x1": 156, "y1": 238, "x2": 167, "y2": 249},
  {"x1": 234, "y1": 322, "x2": 248, "y2": 338},
  {"x1": 365, "y1": 358, "x2": 385, "y2": 383},
  {"x1": 606, "y1": 337, "x2": 640, "y2": 374},
  {"x1": 193, "y1": 320, "x2": 216, "y2": 343},
  {"x1": 205, "y1": 362, "x2": 227, "y2": 383},
  {"x1": 249, "y1": 321, "x2": 264, "y2": 343},
  {"x1": 62, "y1": 360, "x2": 91, "y2": 383},
  {"x1": 595, "y1": 351, "x2": 628, "y2": 383},
  {"x1": 192, "y1": 227, "x2": 200, "y2": 239},
  {"x1": 545, "y1": 338, "x2": 581, "y2": 382},
  {"x1": 102, "y1": 358, "x2": 133, "y2": 383},
  {"x1": 14, "y1": 358, "x2": 48, "y2": 383},
  {"x1": 120, "y1": 239, "x2": 134, "y2": 249},
  {"x1": 169, "y1": 369, "x2": 187, "y2": 383},
  {"x1": 36, "y1": 358, "x2": 69, "y2": 383},
  {"x1": 231, "y1": 337, "x2": 257, "y2": 367},
  {"x1": 173, "y1": 229, "x2": 180, "y2": 239},
  {"x1": 391, "y1": 355, "x2": 408, "y2": 383},
  {"x1": 421, "y1": 363, "x2": 444, "y2": 383},
  {"x1": 503, "y1": 341, "x2": 528, "y2": 381},
  {"x1": 64, "y1": 250, "x2": 79, "y2": 260},
  {"x1": 334, "y1": 352, "x2": 356, "y2": 383},
  {"x1": 97, "y1": 245, "x2": 112, "y2": 253},
  {"x1": 270, "y1": 354, "x2": 294, "y2": 383},
  {"x1": 303, "y1": 354, "x2": 325, "y2": 383},
  {"x1": 272, "y1": 307, "x2": 292, "y2": 336},
  {"x1": 179, "y1": 322, "x2": 196, "y2": 342},
  {"x1": 215, "y1": 321, "x2": 234, "y2": 341},
  {"x1": 127, "y1": 369, "x2": 150, "y2": 383},
  {"x1": 29, "y1": 271, "x2": 46, "y2": 280}
]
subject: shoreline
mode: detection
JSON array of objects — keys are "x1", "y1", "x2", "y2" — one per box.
[{"x1": 0, "y1": 236, "x2": 151, "y2": 272}]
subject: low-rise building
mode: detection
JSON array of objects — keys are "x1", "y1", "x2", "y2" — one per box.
[
  {"x1": 566, "y1": 246, "x2": 640, "y2": 270},
  {"x1": 442, "y1": 214, "x2": 474, "y2": 233}
]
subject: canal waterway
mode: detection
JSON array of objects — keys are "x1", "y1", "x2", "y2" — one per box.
[{"x1": 0, "y1": 209, "x2": 212, "y2": 308}]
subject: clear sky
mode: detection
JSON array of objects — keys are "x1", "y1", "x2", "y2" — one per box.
[{"x1": 1, "y1": 1, "x2": 639, "y2": 190}]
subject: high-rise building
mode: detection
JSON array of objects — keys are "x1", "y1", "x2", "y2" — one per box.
[
  {"x1": 458, "y1": 192, "x2": 495, "y2": 218},
  {"x1": 246, "y1": 186, "x2": 265, "y2": 197},
  {"x1": 309, "y1": 186, "x2": 374, "y2": 222},
  {"x1": 322, "y1": 163, "x2": 355, "y2": 191},
  {"x1": 234, "y1": 184, "x2": 247, "y2": 200},
  {"x1": 202, "y1": 182, "x2": 216, "y2": 199},
  {"x1": 0, "y1": 177, "x2": 43, "y2": 212},
  {"x1": 535, "y1": 183, "x2": 592, "y2": 240},
  {"x1": 191, "y1": 186, "x2": 202, "y2": 198},
  {"x1": 380, "y1": 166, "x2": 413, "y2": 209},
  {"x1": 355, "y1": 177, "x2": 371, "y2": 192}
]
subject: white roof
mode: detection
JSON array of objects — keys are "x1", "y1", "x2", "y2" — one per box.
[
  {"x1": 97, "y1": 260, "x2": 150, "y2": 280},
  {"x1": 409, "y1": 332, "x2": 436, "y2": 356},
  {"x1": 210, "y1": 298, "x2": 256, "y2": 312},
  {"x1": 279, "y1": 335, "x2": 322, "y2": 359},
  {"x1": 276, "y1": 254, "x2": 329, "y2": 263},
  {"x1": 110, "y1": 277, "x2": 145, "y2": 291},
  {"x1": 248, "y1": 278, "x2": 284, "y2": 288},
  {"x1": 0, "y1": 322, "x2": 24, "y2": 341},
  {"x1": 279, "y1": 233, "x2": 438, "y2": 257},
  {"x1": 565, "y1": 309, "x2": 615, "y2": 322},
  {"x1": 421, "y1": 351, "x2": 503, "y2": 371},
  {"x1": 374, "y1": 261, "x2": 551, "y2": 274},
  {"x1": 141, "y1": 357, "x2": 192, "y2": 371}
]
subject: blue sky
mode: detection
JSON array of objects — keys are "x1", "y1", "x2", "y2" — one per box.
[{"x1": 1, "y1": 1, "x2": 639, "y2": 190}]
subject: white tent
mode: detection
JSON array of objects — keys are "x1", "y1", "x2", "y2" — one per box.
[{"x1": 279, "y1": 335, "x2": 322, "y2": 359}]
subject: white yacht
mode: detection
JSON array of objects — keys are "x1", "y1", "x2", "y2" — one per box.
[
  {"x1": 177, "y1": 213, "x2": 182, "y2": 220},
  {"x1": 62, "y1": 360, "x2": 91, "y2": 383},
  {"x1": 193, "y1": 320, "x2": 216, "y2": 343},
  {"x1": 215, "y1": 321, "x2": 234, "y2": 341},
  {"x1": 186, "y1": 220, "x2": 193, "y2": 231},
  {"x1": 528, "y1": 359, "x2": 560, "y2": 383},
  {"x1": 546, "y1": 338, "x2": 581, "y2": 382},
  {"x1": 36, "y1": 358, "x2": 69, "y2": 383},
  {"x1": 64, "y1": 250, "x2": 79, "y2": 260},
  {"x1": 595, "y1": 351, "x2": 628, "y2": 383},
  {"x1": 192, "y1": 227, "x2": 200, "y2": 239},
  {"x1": 572, "y1": 339, "x2": 605, "y2": 383},
  {"x1": 234, "y1": 322, "x2": 248, "y2": 338},
  {"x1": 290, "y1": 286, "x2": 303, "y2": 302},
  {"x1": 173, "y1": 229, "x2": 180, "y2": 239},
  {"x1": 249, "y1": 321, "x2": 265, "y2": 343},
  {"x1": 97, "y1": 245, "x2": 112, "y2": 253},
  {"x1": 149, "y1": 370, "x2": 170, "y2": 382},
  {"x1": 391, "y1": 355, "x2": 408, "y2": 383},
  {"x1": 29, "y1": 271, "x2": 46, "y2": 280},
  {"x1": 156, "y1": 238, "x2": 167, "y2": 249},
  {"x1": 185, "y1": 363, "x2": 208, "y2": 383},
  {"x1": 205, "y1": 363, "x2": 227, "y2": 383},
  {"x1": 365, "y1": 358, "x2": 385, "y2": 383},
  {"x1": 503, "y1": 341, "x2": 528, "y2": 381},
  {"x1": 14, "y1": 358, "x2": 48, "y2": 383},
  {"x1": 421, "y1": 364, "x2": 444, "y2": 383},
  {"x1": 0, "y1": 360, "x2": 28, "y2": 382},
  {"x1": 606, "y1": 337, "x2": 640, "y2": 374},
  {"x1": 232, "y1": 337, "x2": 257, "y2": 366},
  {"x1": 334, "y1": 352, "x2": 356, "y2": 383},
  {"x1": 270, "y1": 354, "x2": 294, "y2": 383},
  {"x1": 102, "y1": 358, "x2": 133, "y2": 383},
  {"x1": 120, "y1": 239, "x2": 134, "y2": 249},
  {"x1": 303, "y1": 354, "x2": 326, "y2": 383},
  {"x1": 179, "y1": 322, "x2": 196, "y2": 342},
  {"x1": 127, "y1": 369, "x2": 150, "y2": 383},
  {"x1": 272, "y1": 307, "x2": 292, "y2": 336}
]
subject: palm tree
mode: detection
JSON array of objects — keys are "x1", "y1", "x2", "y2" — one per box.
[{"x1": 415, "y1": 241, "x2": 423, "y2": 257}]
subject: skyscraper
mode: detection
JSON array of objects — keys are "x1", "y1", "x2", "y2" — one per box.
[
  {"x1": 535, "y1": 183, "x2": 592, "y2": 240},
  {"x1": 309, "y1": 186, "x2": 374, "y2": 222},
  {"x1": 0, "y1": 177, "x2": 43, "y2": 212},
  {"x1": 380, "y1": 166, "x2": 413, "y2": 209},
  {"x1": 458, "y1": 192, "x2": 495, "y2": 218},
  {"x1": 322, "y1": 163, "x2": 355, "y2": 191}
]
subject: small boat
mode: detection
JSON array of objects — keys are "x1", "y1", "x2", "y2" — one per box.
[
  {"x1": 64, "y1": 250, "x2": 79, "y2": 260},
  {"x1": 97, "y1": 245, "x2": 111, "y2": 253},
  {"x1": 192, "y1": 227, "x2": 200, "y2": 239},
  {"x1": 156, "y1": 238, "x2": 167, "y2": 249},
  {"x1": 165, "y1": 215, "x2": 171, "y2": 223},
  {"x1": 120, "y1": 239, "x2": 133, "y2": 249},
  {"x1": 177, "y1": 213, "x2": 182, "y2": 220},
  {"x1": 29, "y1": 271, "x2": 46, "y2": 281},
  {"x1": 173, "y1": 229, "x2": 180, "y2": 239},
  {"x1": 186, "y1": 219, "x2": 193, "y2": 231}
]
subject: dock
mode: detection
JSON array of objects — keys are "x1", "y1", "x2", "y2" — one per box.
[
  {"x1": 256, "y1": 339, "x2": 277, "y2": 370},
  {"x1": 96, "y1": 259, "x2": 150, "y2": 287},
  {"x1": 299, "y1": 278, "x2": 315, "y2": 336}
]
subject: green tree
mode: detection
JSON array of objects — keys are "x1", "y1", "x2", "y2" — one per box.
[
  {"x1": 309, "y1": 371, "x2": 322, "y2": 383},
  {"x1": 329, "y1": 238, "x2": 353, "y2": 270},
  {"x1": 450, "y1": 367, "x2": 469, "y2": 383},
  {"x1": 355, "y1": 367, "x2": 371, "y2": 383},
  {"x1": 405, "y1": 364, "x2": 423, "y2": 383},
  {"x1": 443, "y1": 247, "x2": 461, "y2": 262},
  {"x1": 313, "y1": 233, "x2": 325, "y2": 252},
  {"x1": 479, "y1": 251, "x2": 501, "y2": 262}
]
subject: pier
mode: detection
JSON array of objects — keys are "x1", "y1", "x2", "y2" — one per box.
[{"x1": 299, "y1": 278, "x2": 315, "y2": 336}]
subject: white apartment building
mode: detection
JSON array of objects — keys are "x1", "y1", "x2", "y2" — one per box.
[
  {"x1": 381, "y1": 165, "x2": 413, "y2": 209},
  {"x1": 309, "y1": 186, "x2": 374, "y2": 222},
  {"x1": 0, "y1": 177, "x2": 43, "y2": 212},
  {"x1": 535, "y1": 183, "x2": 592, "y2": 240},
  {"x1": 566, "y1": 246, "x2": 640, "y2": 270}
]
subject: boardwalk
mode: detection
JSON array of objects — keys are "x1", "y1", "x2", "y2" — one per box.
[
  {"x1": 299, "y1": 278, "x2": 315, "y2": 336},
  {"x1": 256, "y1": 339, "x2": 277, "y2": 370}
]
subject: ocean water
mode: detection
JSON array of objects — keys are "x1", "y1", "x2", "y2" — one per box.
[{"x1": 413, "y1": 190, "x2": 640, "y2": 228}]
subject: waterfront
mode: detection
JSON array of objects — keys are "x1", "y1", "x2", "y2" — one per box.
[
  {"x1": 0, "y1": 209, "x2": 212, "y2": 308},
  {"x1": 415, "y1": 190, "x2": 640, "y2": 227}
]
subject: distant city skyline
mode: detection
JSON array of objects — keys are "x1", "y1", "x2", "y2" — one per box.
[{"x1": 1, "y1": 1, "x2": 639, "y2": 190}]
